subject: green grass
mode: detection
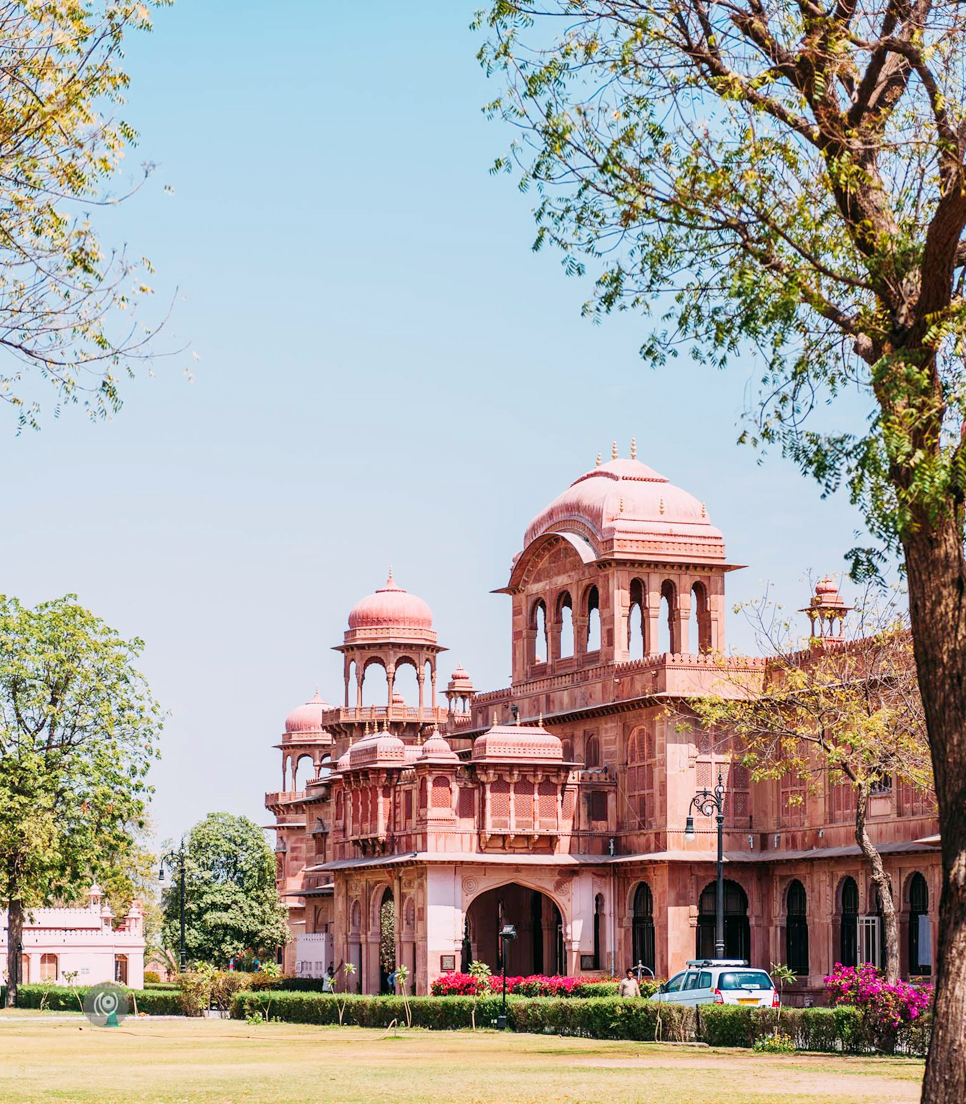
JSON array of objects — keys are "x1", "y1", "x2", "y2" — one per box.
[{"x1": 0, "y1": 1017, "x2": 925, "y2": 1104}]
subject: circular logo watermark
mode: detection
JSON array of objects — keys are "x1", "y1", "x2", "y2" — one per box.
[{"x1": 82, "y1": 982, "x2": 129, "y2": 1027}]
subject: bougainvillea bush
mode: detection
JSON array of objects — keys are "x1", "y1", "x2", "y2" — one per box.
[
  {"x1": 824, "y1": 963, "x2": 932, "y2": 1028},
  {"x1": 429, "y1": 972, "x2": 623, "y2": 998}
]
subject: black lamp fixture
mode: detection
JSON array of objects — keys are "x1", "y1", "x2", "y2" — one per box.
[
  {"x1": 159, "y1": 837, "x2": 188, "y2": 973},
  {"x1": 686, "y1": 773, "x2": 727, "y2": 959},
  {"x1": 498, "y1": 923, "x2": 517, "y2": 1028}
]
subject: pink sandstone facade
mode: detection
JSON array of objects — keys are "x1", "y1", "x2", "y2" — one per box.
[
  {"x1": 1, "y1": 886, "x2": 146, "y2": 989},
  {"x1": 266, "y1": 450, "x2": 939, "y2": 1002}
]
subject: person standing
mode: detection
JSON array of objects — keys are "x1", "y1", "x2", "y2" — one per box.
[{"x1": 618, "y1": 968, "x2": 641, "y2": 998}]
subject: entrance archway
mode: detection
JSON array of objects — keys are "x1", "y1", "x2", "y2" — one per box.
[
  {"x1": 696, "y1": 880, "x2": 750, "y2": 961},
  {"x1": 465, "y1": 883, "x2": 564, "y2": 976},
  {"x1": 379, "y1": 888, "x2": 395, "y2": 993}
]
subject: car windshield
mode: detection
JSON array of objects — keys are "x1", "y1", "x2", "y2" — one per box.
[{"x1": 717, "y1": 971, "x2": 773, "y2": 990}]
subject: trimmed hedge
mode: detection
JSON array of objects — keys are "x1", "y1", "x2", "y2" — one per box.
[
  {"x1": 230, "y1": 991, "x2": 931, "y2": 1056},
  {"x1": 9, "y1": 984, "x2": 184, "y2": 1015},
  {"x1": 698, "y1": 1004, "x2": 932, "y2": 1057},
  {"x1": 230, "y1": 991, "x2": 696, "y2": 1040}
]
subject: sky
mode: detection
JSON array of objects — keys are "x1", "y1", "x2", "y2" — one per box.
[{"x1": 0, "y1": 1, "x2": 880, "y2": 844}]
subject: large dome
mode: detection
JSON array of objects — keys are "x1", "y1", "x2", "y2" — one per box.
[
  {"x1": 522, "y1": 456, "x2": 724, "y2": 561},
  {"x1": 347, "y1": 569, "x2": 434, "y2": 633}
]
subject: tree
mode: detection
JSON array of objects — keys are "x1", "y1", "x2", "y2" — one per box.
[
  {"x1": 691, "y1": 588, "x2": 932, "y2": 981},
  {"x1": 161, "y1": 813, "x2": 289, "y2": 968},
  {"x1": 477, "y1": 4, "x2": 966, "y2": 1098},
  {"x1": 0, "y1": 0, "x2": 173, "y2": 429},
  {"x1": 0, "y1": 593, "x2": 162, "y2": 1006}
]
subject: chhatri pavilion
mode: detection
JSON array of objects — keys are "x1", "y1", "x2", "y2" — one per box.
[{"x1": 266, "y1": 446, "x2": 939, "y2": 1002}]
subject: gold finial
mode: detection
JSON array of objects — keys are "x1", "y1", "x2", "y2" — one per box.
[
  {"x1": 364, "y1": 721, "x2": 371, "y2": 737},
  {"x1": 630, "y1": 436, "x2": 637, "y2": 460},
  {"x1": 701, "y1": 502, "x2": 706, "y2": 517},
  {"x1": 619, "y1": 497, "x2": 624, "y2": 514},
  {"x1": 612, "y1": 440, "x2": 618, "y2": 460},
  {"x1": 595, "y1": 451, "x2": 601, "y2": 468},
  {"x1": 538, "y1": 712, "x2": 544, "y2": 727},
  {"x1": 659, "y1": 496, "x2": 665, "y2": 515},
  {"x1": 387, "y1": 565, "x2": 394, "y2": 585}
]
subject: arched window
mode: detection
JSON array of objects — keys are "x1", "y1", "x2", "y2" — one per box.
[
  {"x1": 786, "y1": 880, "x2": 809, "y2": 976},
  {"x1": 114, "y1": 955, "x2": 128, "y2": 985},
  {"x1": 557, "y1": 592, "x2": 574, "y2": 659},
  {"x1": 586, "y1": 586, "x2": 601, "y2": 652},
  {"x1": 909, "y1": 873, "x2": 931, "y2": 976},
  {"x1": 628, "y1": 578, "x2": 644, "y2": 660},
  {"x1": 361, "y1": 659, "x2": 388, "y2": 708},
  {"x1": 593, "y1": 893, "x2": 603, "y2": 970},
  {"x1": 691, "y1": 581, "x2": 711, "y2": 653},
  {"x1": 840, "y1": 877, "x2": 859, "y2": 967},
  {"x1": 531, "y1": 599, "x2": 548, "y2": 666},
  {"x1": 584, "y1": 733, "x2": 600, "y2": 769},
  {"x1": 40, "y1": 953, "x2": 58, "y2": 982},
  {"x1": 392, "y1": 659, "x2": 419, "y2": 706},
  {"x1": 632, "y1": 882, "x2": 655, "y2": 972},
  {"x1": 697, "y1": 880, "x2": 749, "y2": 960},
  {"x1": 659, "y1": 580, "x2": 676, "y2": 654}
]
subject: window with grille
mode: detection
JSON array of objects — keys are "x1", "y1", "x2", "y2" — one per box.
[
  {"x1": 588, "y1": 790, "x2": 607, "y2": 823},
  {"x1": 514, "y1": 779, "x2": 534, "y2": 829},
  {"x1": 785, "y1": 880, "x2": 809, "y2": 975},
  {"x1": 490, "y1": 778, "x2": 510, "y2": 830},
  {"x1": 626, "y1": 725, "x2": 653, "y2": 826}
]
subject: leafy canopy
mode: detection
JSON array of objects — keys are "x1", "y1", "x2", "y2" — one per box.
[
  {"x1": 161, "y1": 812, "x2": 290, "y2": 968},
  {"x1": 476, "y1": 1, "x2": 966, "y2": 561},
  {"x1": 0, "y1": 0, "x2": 173, "y2": 429},
  {"x1": 0, "y1": 593, "x2": 162, "y2": 907}
]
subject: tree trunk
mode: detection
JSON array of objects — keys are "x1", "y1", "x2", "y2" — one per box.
[
  {"x1": 902, "y1": 521, "x2": 966, "y2": 1104},
  {"x1": 4, "y1": 898, "x2": 23, "y2": 1008},
  {"x1": 854, "y1": 784, "x2": 900, "y2": 981}
]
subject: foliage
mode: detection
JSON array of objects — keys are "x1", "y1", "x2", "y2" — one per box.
[
  {"x1": 176, "y1": 965, "x2": 218, "y2": 1016},
  {"x1": 0, "y1": 0, "x2": 176, "y2": 429},
  {"x1": 0, "y1": 594, "x2": 162, "y2": 1004},
  {"x1": 143, "y1": 971, "x2": 161, "y2": 986},
  {"x1": 430, "y1": 971, "x2": 623, "y2": 998},
  {"x1": 825, "y1": 963, "x2": 933, "y2": 1028},
  {"x1": 754, "y1": 1032, "x2": 796, "y2": 1054},
  {"x1": 380, "y1": 897, "x2": 395, "y2": 972},
  {"x1": 160, "y1": 813, "x2": 289, "y2": 968},
  {"x1": 12, "y1": 983, "x2": 182, "y2": 1015},
  {"x1": 691, "y1": 590, "x2": 930, "y2": 980},
  {"x1": 230, "y1": 990, "x2": 695, "y2": 1039}
]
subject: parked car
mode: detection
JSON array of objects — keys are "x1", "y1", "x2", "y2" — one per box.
[{"x1": 648, "y1": 959, "x2": 779, "y2": 1007}]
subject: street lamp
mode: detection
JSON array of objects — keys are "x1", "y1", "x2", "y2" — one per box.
[
  {"x1": 498, "y1": 923, "x2": 517, "y2": 1029},
  {"x1": 159, "y1": 838, "x2": 188, "y2": 973},
  {"x1": 686, "y1": 772, "x2": 727, "y2": 960}
]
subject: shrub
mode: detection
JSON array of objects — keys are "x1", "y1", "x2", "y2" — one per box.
[
  {"x1": 11, "y1": 984, "x2": 182, "y2": 1016},
  {"x1": 429, "y1": 972, "x2": 623, "y2": 999},
  {"x1": 754, "y1": 1031, "x2": 795, "y2": 1054},
  {"x1": 824, "y1": 964, "x2": 932, "y2": 1054},
  {"x1": 230, "y1": 990, "x2": 695, "y2": 1040},
  {"x1": 143, "y1": 971, "x2": 161, "y2": 985}
]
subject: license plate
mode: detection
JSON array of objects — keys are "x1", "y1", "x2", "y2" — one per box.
[{"x1": 737, "y1": 998, "x2": 758, "y2": 1004}]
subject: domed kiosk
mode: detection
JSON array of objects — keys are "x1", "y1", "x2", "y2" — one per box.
[
  {"x1": 335, "y1": 570, "x2": 448, "y2": 721},
  {"x1": 499, "y1": 446, "x2": 741, "y2": 680}
]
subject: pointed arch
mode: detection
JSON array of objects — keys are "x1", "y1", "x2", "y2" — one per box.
[
  {"x1": 557, "y1": 591, "x2": 574, "y2": 659},
  {"x1": 585, "y1": 584, "x2": 601, "y2": 653}
]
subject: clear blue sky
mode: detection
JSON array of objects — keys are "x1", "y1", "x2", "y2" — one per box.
[{"x1": 0, "y1": 1, "x2": 876, "y2": 843}]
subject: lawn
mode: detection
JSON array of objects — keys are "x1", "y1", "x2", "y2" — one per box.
[{"x1": 0, "y1": 1015, "x2": 925, "y2": 1104}]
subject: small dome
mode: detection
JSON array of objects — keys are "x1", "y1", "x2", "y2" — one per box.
[
  {"x1": 347, "y1": 569, "x2": 433, "y2": 632},
  {"x1": 806, "y1": 576, "x2": 848, "y2": 610},
  {"x1": 451, "y1": 663, "x2": 471, "y2": 681},
  {"x1": 391, "y1": 690, "x2": 405, "y2": 705},
  {"x1": 335, "y1": 750, "x2": 351, "y2": 774},
  {"x1": 347, "y1": 723, "x2": 407, "y2": 769},
  {"x1": 418, "y1": 728, "x2": 459, "y2": 763},
  {"x1": 472, "y1": 722, "x2": 563, "y2": 763},
  {"x1": 285, "y1": 689, "x2": 331, "y2": 733}
]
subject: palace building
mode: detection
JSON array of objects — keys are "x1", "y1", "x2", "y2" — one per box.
[{"x1": 266, "y1": 448, "x2": 939, "y2": 1001}]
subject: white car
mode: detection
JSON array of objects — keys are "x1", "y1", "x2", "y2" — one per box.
[{"x1": 649, "y1": 959, "x2": 779, "y2": 1008}]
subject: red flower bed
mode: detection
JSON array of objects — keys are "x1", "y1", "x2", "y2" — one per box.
[{"x1": 430, "y1": 971, "x2": 619, "y2": 998}]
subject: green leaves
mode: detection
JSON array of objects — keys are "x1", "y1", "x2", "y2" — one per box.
[
  {"x1": 0, "y1": 592, "x2": 163, "y2": 910},
  {"x1": 161, "y1": 812, "x2": 290, "y2": 968}
]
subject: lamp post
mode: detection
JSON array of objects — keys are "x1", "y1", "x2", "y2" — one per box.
[
  {"x1": 498, "y1": 923, "x2": 517, "y2": 1029},
  {"x1": 159, "y1": 838, "x2": 188, "y2": 973},
  {"x1": 685, "y1": 772, "x2": 726, "y2": 960}
]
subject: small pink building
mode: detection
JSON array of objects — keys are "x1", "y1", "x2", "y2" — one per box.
[
  {"x1": 1, "y1": 885, "x2": 146, "y2": 990},
  {"x1": 267, "y1": 450, "x2": 940, "y2": 999}
]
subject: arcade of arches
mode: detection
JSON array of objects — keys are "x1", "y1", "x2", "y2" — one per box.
[{"x1": 269, "y1": 451, "x2": 941, "y2": 999}]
